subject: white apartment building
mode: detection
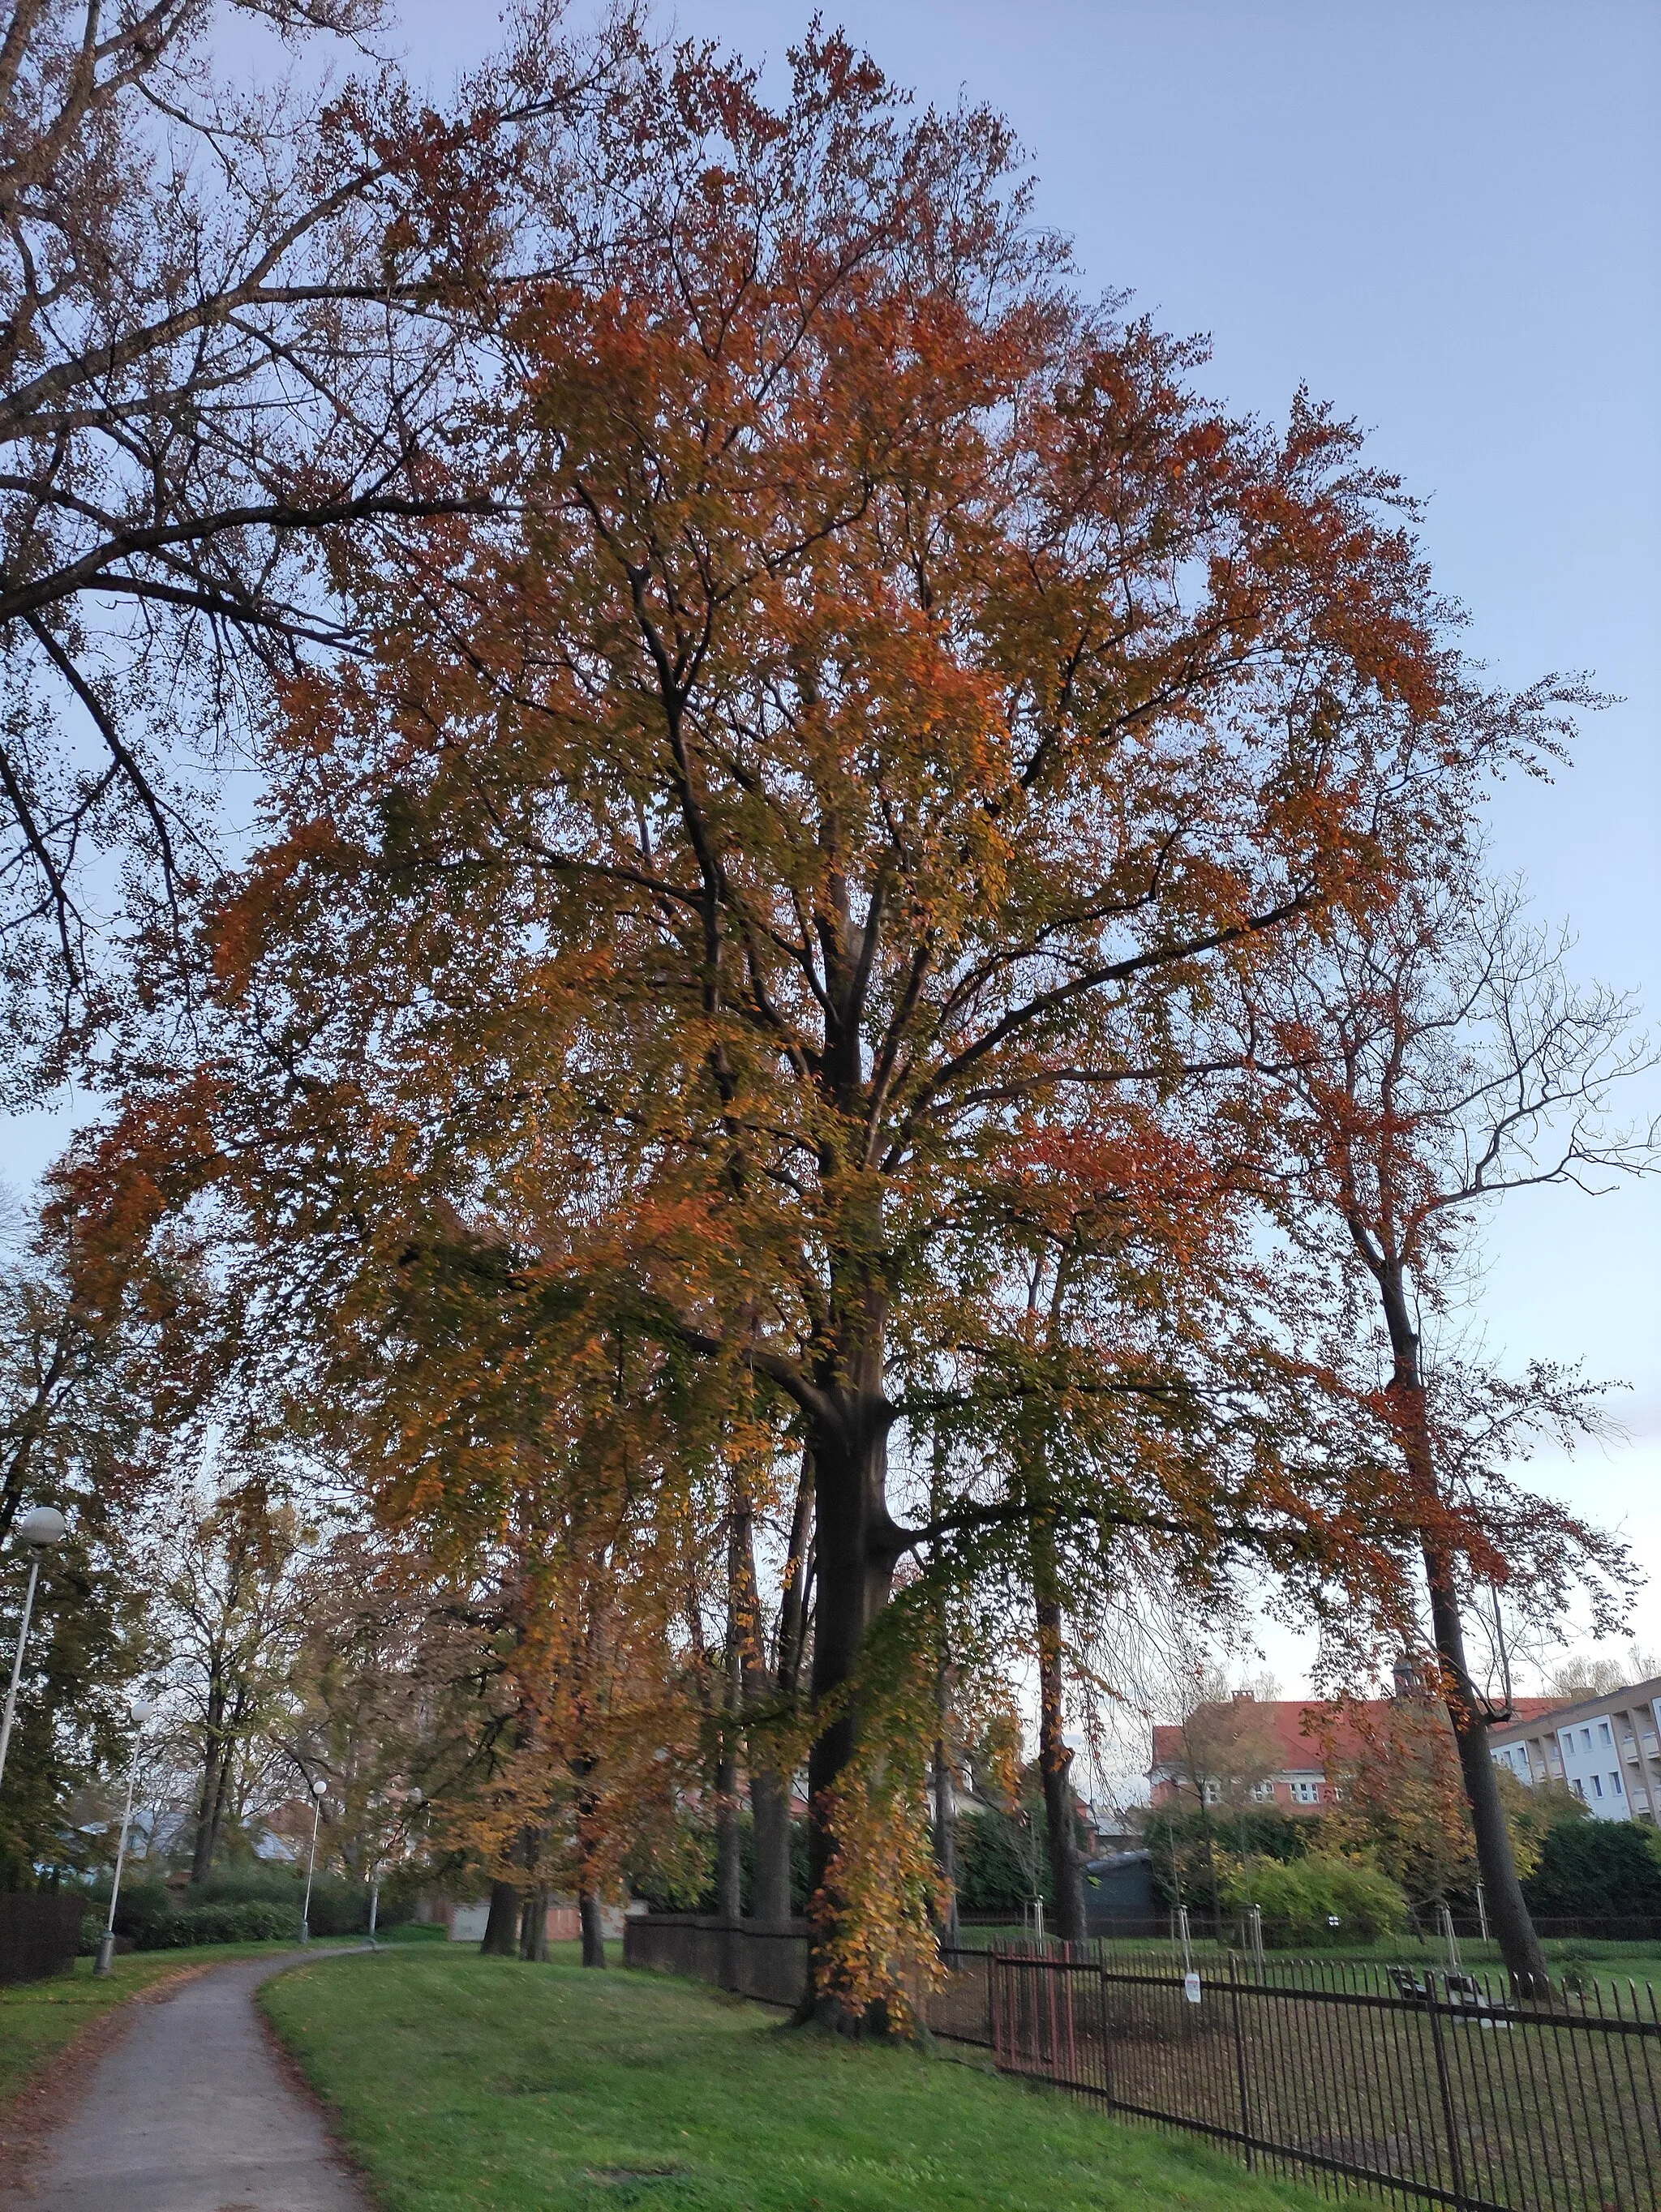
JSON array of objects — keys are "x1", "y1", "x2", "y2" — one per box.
[{"x1": 1487, "y1": 1674, "x2": 1661, "y2": 1824}]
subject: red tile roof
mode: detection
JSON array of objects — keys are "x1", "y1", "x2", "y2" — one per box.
[{"x1": 1152, "y1": 1695, "x2": 1561, "y2": 1775}]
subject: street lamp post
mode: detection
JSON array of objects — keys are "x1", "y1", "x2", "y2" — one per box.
[
  {"x1": 0, "y1": 1507, "x2": 68, "y2": 1790},
  {"x1": 299, "y1": 1775, "x2": 328, "y2": 1942},
  {"x1": 95, "y1": 1696, "x2": 155, "y2": 1978}
]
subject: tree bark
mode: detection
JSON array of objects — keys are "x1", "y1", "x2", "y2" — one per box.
[
  {"x1": 932, "y1": 1725, "x2": 960, "y2": 1952},
  {"x1": 1377, "y1": 1266, "x2": 1548, "y2": 1989},
  {"x1": 579, "y1": 1888, "x2": 606, "y2": 1969},
  {"x1": 715, "y1": 1492, "x2": 747, "y2": 1923},
  {"x1": 519, "y1": 1886, "x2": 549, "y2": 1962},
  {"x1": 189, "y1": 1743, "x2": 223, "y2": 1887},
  {"x1": 798, "y1": 1379, "x2": 902, "y2": 2026},
  {"x1": 480, "y1": 1880, "x2": 521, "y2": 1957},
  {"x1": 1025, "y1": 1416, "x2": 1087, "y2": 1945},
  {"x1": 1423, "y1": 1533, "x2": 1548, "y2": 1987},
  {"x1": 189, "y1": 1660, "x2": 229, "y2": 1887},
  {"x1": 1035, "y1": 1577, "x2": 1088, "y2": 1945},
  {"x1": 750, "y1": 1450, "x2": 813, "y2": 1926},
  {"x1": 750, "y1": 1770, "x2": 793, "y2": 1923}
]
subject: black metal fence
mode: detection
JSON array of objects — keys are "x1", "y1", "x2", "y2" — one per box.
[
  {"x1": 987, "y1": 1948, "x2": 1661, "y2": 2212},
  {"x1": 0, "y1": 1893, "x2": 84, "y2": 1983},
  {"x1": 625, "y1": 1917, "x2": 1661, "y2": 2211},
  {"x1": 960, "y1": 1908, "x2": 1661, "y2": 1949},
  {"x1": 622, "y1": 1914, "x2": 809, "y2": 2008}
]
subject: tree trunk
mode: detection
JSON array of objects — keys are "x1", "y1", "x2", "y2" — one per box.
[
  {"x1": 1035, "y1": 1583, "x2": 1087, "y2": 1945},
  {"x1": 189, "y1": 1665, "x2": 227, "y2": 1887},
  {"x1": 1378, "y1": 1265, "x2": 1548, "y2": 1989},
  {"x1": 1423, "y1": 1533, "x2": 1549, "y2": 1988},
  {"x1": 479, "y1": 1879, "x2": 521, "y2": 1957},
  {"x1": 716, "y1": 1496, "x2": 747, "y2": 1902},
  {"x1": 189, "y1": 1741, "x2": 222, "y2": 1888},
  {"x1": 750, "y1": 1770, "x2": 793, "y2": 1923},
  {"x1": 932, "y1": 1729, "x2": 960, "y2": 1951},
  {"x1": 579, "y1": 1888, "x2": 606, "y2": 1969},
  {"x1": 798, "y1": 1385, "x2": 901, "y2": 2026},
  {"x1": 750, "y1": 1450, "x2": 813, "y2": 1927},
  {"x1": 518, "y1": 1887, "x2": 549, "y2": 1962},
  {"x1": 1026, "y1": 1430, "x2": 1087, "y2": 1946}
]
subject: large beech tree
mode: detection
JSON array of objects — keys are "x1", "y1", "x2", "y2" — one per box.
[{"x1": 67, "y1": 35, "x2": 1571, "y2": 2017}]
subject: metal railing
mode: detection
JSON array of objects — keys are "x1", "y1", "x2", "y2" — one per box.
[
  {"x1": 626, "y1": 1916, "x2": 1661, "y2": 2210},
  {"x1": 622, "y1": 1913, "x2": 809, "y2": 2009},
  {"x1": 986, "y1": 1947, "x2": 1661, "y2": 2212}
]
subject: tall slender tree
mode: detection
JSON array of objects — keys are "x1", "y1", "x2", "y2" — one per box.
[{"x1": 1252, "y1": 881, "x2": 1648, "y2": 1983}]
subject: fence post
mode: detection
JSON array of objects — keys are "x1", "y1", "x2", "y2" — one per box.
[
  {"x1": 1422, "y1": 1972, "x2": 1470, "y2": 2212},
  {"x1": 1226, "y1": 1952, "x2": 1255, "y2": 2172},
  {"x1": 1095, "y1": 1957, "x2": 1116, "y2": 2111}
]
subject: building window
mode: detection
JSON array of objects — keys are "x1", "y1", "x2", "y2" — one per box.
[
  {"x1": 1612, "y1": 1773, "x2": 1623, "y2": 1794},
  {"x1": 1582, "y1": 1729, "x2": 1593, "y2": 1751},
  {"x1": 1573, "y1": 1779, "x2": 1585, "y2": 1800},
  {"x1": 1250, "y1": 1781, "x2": 1277, "y2": 1803},
  {"x1": 1290, "y1": 1780, "x2": 1320, "y2": 1804},
  {"x1": 1599, "y1": 1721, "x2": 1612, "y2": 1747},
  {"x1": 1593, "y1": 1775, "x2": 1604, "y2": 1798}
]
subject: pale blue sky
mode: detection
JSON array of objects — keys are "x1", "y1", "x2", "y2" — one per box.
[{"x1": 8, "y1": 2, "x2": 1659, "y2": 1674}]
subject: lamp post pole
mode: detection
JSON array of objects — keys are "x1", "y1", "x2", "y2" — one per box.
[
  {"x1": 300, "y1": 1776, "x2": 328, "y2": 1942},
  {"x1": 95, "y1": 1696, "x2": 155, "y2": 1978},
  {"x1": 0, "y1": 1507, "x2": 68, "y2": 1791}
]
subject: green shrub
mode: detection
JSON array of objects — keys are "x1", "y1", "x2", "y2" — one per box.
[
  {"x1": 174, "y1": 1899, "x2": 298, "y2": 1944},
  {"x1": 1142, "y1": 1807, "x2": 1312, "y2": 1910},
  {"x1": 104, "y1": 1867, "x2": 393, "y2": 1946},
  {"x1": 1222, "y1": 1854, "x2": 1407, "y2": 1948},
  {"x1": 955, "y1": 1807, "x2": 1049, "y2": 1914},
  {"x1": 109, "y1": 1881, "x2": 182, "y2": 1949},
  {"x1": 105, "y1": 1886, "x2": 307, "y2": 1948},
  {"x1": 1522, "y1": 1821, "x2": 1661, "y2": 1918}
]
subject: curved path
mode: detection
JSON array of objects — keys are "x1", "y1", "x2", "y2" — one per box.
[{"x1": 1, "y1": 1950, "x2": 373, "y2": 2211}]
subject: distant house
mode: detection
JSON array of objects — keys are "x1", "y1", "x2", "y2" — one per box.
[
  {"x1": 1487, "y1": 1674, "x2": 1661, "y2": 1825},
  {"x1": 1151, "y1": 1682, "x2": 1561, "y2": 1814},
  {"x1": 1151, "y1": 1695, "x2": 1356, "y2": 1813}
]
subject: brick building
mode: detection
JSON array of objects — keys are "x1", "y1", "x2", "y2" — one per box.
[{"x1": 1151, "y1": 1686, "x2": 1560, "y2": 1813}]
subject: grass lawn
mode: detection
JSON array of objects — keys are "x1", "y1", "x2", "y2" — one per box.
[
  {"x1": 0, "y1": 1939, "x2": 358, "y2": 2116},
  {"x1": 262, "y1": 1945, "x2": 1330, "y2": 2212}
]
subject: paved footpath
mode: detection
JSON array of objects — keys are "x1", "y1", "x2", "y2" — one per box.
[{"x1": 1, "y1": 1950, "x2": 373, "y2": 2211}]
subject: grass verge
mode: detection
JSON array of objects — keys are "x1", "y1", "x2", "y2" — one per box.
[
  {"x1": 0, "y1": 1939, "x2": 358, "y2": 2116},
  {"x1": 262, "y1": 1945, "x2": 1331, "y2": 2211}
]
